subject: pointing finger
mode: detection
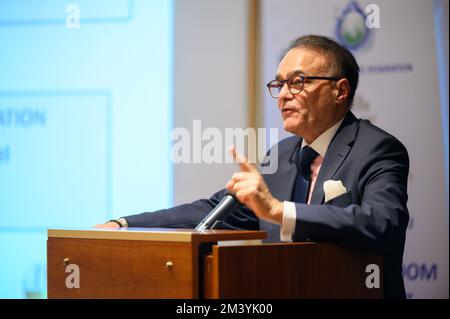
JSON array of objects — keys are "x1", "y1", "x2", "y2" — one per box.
[{"x1": 229, "y1": 145, "x2": 256, "y2": 173}]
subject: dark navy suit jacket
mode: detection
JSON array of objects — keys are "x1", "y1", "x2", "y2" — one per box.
[{"x1": 125, "y1": 112, "x2": 409, "y2": 298}]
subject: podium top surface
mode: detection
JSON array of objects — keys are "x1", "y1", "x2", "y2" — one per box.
[{"x1": 48, "y1": 228, "x2": 266, "y2": 243}]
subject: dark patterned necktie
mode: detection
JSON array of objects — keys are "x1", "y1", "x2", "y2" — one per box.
[{"x1": 291, "y1": 146, "x2": 319, "y2": 203}]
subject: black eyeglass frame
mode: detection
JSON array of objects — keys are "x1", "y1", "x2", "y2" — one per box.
[{"x1": 266, "y1": 74, "x2": 342, "y2": 98}]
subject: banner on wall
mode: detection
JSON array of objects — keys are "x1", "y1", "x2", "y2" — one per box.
[{"x1": 261, "y1": 0, "x2": 448, "y2": 298}]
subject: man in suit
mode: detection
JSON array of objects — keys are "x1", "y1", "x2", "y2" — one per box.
[{"x1": 97, "y1": 35, "x2": 409, "y2": 298}]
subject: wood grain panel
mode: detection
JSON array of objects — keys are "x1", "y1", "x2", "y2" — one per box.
[
  {"x1": 204, "y1": 242, "x2": 383, "y2": 298},
  {"x1": 48, "y1": 238, "x2": 193, "y2": 298}
]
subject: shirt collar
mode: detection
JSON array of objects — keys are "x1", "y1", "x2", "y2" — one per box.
[{"x1": 301, "y1": 116, "x2": 345, "y2": 157}]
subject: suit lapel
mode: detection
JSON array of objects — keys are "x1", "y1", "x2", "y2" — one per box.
[
  {"x1": 263, "y1": 136, "x2": 300, "y2": 201},
  {"x1": 310, "y1": 112, "x2": 359, "y2": 205}
]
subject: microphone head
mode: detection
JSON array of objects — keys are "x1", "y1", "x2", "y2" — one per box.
[
  {"x1": 224, "y1": 190, "x2": 241, "y2": 202},
  {"x1": 195, "y1": 191, "x2": 242, "y2": 230}
]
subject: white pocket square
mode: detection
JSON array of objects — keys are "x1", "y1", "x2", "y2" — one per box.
[{"x1": 323, "y1": 180, "x2": 347, "y2": 203}]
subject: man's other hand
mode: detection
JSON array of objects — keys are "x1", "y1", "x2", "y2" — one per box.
[{"x1": 94, "y1": 222, "x2": 121, "y2": 229}]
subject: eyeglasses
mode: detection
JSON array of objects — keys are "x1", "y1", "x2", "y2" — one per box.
[{"x1": 266, "y1": 74, "x2": 341, "y2": 98}]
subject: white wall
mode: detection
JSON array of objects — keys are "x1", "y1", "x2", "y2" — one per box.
[{"x1": 173, "y1": 0, "x2": 249, "y2": 205}]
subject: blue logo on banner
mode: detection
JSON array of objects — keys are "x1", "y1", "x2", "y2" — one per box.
[{"x1": 336, "y1": 1, "x2": 371, "y2": 51}]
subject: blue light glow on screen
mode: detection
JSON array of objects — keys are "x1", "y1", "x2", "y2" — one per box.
[{"x1": 0, "y1": 0, "x2": 173, "y2": 298}]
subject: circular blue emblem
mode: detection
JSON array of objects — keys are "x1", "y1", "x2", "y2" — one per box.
[{"x1": 336, "y1": 1, "x2": 371, "y2": 51}]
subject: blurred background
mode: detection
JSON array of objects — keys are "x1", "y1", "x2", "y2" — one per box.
[{"x1": 0, "y1": 0, "x2": 448, "y2": 298}]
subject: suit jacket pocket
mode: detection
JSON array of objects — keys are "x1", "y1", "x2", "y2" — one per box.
[{"x1": 325, "y1": 191, "x2": 352, "y2": 207}]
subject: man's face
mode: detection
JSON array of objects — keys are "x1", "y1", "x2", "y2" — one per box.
[{"x1": 276, "y1": 47, "x2": 343, "y2": 142}]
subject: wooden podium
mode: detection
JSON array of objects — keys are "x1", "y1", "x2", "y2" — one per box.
[{"x1": 47, "y1": 228, "x2": 383, "y2": 298}]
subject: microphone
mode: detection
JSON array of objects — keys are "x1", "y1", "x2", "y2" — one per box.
[{"x1": 195, "y1": 191, "x2": 242, "y2": 231}]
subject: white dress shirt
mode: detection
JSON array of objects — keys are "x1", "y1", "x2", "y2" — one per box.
[{"x1": 280, "y1": 117, "x2": 345, "y2": 242}]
